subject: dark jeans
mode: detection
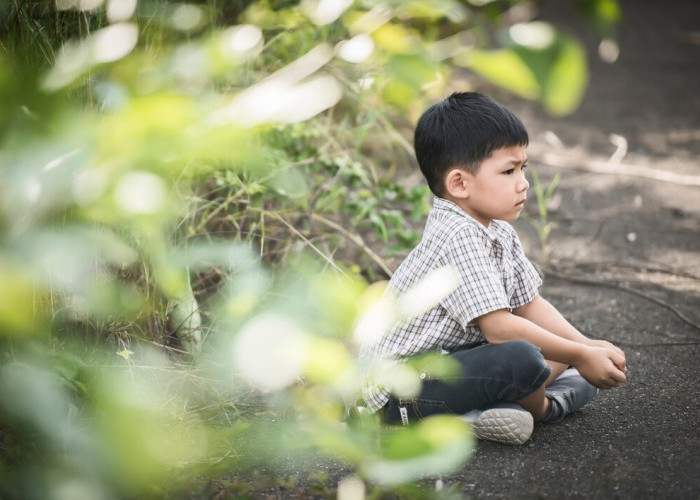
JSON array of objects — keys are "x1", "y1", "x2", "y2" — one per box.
[{"x1": 384, "y1": 340, "x2": 551, "y2": 425}]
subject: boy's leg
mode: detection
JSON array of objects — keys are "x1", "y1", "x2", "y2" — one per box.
[
  {"x1": 517, "y1": 361, "x2": 598, "y2": 423},
  {"x1": 542, "y1": 367, "x2": 598, "y2": 424},
  {"x1": 385, "y1": 340, "x2": 550, "y2": 416},
  {"x1": 515, "y1": 384, "x2": 550, "y2": 422},
  {"x1": 544, "y1": 360, "x2": 570, "y2": 386},
  {"x1": 383, "y1": 340, "x2": 550, "y2": 444},
  {"x1": 514, "y1": 359, "x2": 569, "y2": 421}
]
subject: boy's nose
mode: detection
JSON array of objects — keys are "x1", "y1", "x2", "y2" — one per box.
[{"x1": 517, "y1": 176, "x2": 529, "y2": 192}]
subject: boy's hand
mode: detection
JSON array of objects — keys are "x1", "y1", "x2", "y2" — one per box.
[
  {"x1": 576, "y1": 346, "x2": 627, "y2": 390},
  {"x1": 585, "y1": 339, "x2": 627, "y2": 373}
]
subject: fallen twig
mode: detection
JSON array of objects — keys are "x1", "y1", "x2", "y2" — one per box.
[
  {"x1": 614, "y1": 341, "x2": 700, "y2": 347},
  {"x1": 542, "y1": 266, "x2": 700, "y2": 334},
  {"x1": 558, "y1": 260, "x2": 700, "y2": 282},
  {"x1": 537, "y1": 152, "x2": 700, "y2": 187}
]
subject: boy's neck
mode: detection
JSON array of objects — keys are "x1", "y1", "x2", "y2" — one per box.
[{"x1": 441, "y1": 194, "x2": 492, "y2": 228}]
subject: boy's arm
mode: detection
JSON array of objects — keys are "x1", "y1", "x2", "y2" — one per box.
[
  {"x1": 477, "y1": 306, "x2": 627, "y2": 389},
  {"x1": 514, "y1": 294, "x2": 626, "y2": 360}
]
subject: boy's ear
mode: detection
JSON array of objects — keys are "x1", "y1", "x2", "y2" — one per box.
[{"x1": 444, "y1": 168, "x2": 471, "y2": 199}]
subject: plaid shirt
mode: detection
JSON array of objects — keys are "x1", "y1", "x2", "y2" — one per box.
[{"x1": 359, "y1": 197, "x2": 542, "y2": 412}]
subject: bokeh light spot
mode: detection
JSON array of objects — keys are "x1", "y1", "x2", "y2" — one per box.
[{"x1": 114, "y1": 171, "x2": 166, "y2": 214}]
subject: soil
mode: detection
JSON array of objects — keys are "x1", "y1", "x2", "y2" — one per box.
[
  {"x1": 215, "y1": 0, "x2": 700, "y2": 498},
  {"x1": 448, "y1": 1, "x2": 700, "y2": 498}
]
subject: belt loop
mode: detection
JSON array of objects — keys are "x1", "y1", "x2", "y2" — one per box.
[{"x1": 399, "y1": 406, "x2": 409, "y2": 426}]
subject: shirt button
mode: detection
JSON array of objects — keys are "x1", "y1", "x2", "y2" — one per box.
[{"x1": 420, "y1": 372, "x2": 426, "y2": 379}]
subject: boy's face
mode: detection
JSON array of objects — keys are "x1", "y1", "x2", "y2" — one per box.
[{"x1": 456, "y1": 145, "x2": 529, "y2": 227}]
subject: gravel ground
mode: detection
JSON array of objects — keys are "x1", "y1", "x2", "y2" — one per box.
[{"x1": 443, "y1": 0, "x2": 700, "y2": 497}]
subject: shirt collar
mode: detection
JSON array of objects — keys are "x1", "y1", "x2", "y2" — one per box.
[{"x1": 432, "y1": 196, "x2": 504, "y2": 243}]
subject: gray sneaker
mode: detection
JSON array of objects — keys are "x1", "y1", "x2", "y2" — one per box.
[
  {"x1": 544, "y1": 367, "x2": 598, "y2": 423},
  {"x1": 462, "y1": 403, "x2": 534, "y2": 445}
]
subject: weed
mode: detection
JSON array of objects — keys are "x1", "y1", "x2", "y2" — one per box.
[{"x1": 524, "y1": 169, "x2": 561, "y2": 263}]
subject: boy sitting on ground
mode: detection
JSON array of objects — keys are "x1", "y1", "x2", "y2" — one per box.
[{"x1": 359, "y1": 92, "x2": 627, "y2": 445}]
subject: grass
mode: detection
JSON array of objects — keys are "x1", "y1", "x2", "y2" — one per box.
[{"x1": 524, "y1": 169, "x2": 561, "y2": 263}]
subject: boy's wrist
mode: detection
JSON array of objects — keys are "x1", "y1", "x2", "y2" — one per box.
[{"x1": 566, "y1": 342, "x2": 589, "y2": 367}]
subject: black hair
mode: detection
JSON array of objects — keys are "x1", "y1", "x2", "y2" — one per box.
[{"x1": 413, "y1": 92, "x2": 529, "y2": 197}]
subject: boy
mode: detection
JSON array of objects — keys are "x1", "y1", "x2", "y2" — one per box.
[{"x1": 359, "y1": 92, "x2": 627, "y2": 445}]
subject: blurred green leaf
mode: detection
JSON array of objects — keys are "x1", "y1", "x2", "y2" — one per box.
[
  {"x1": 0, "y1": 261, "x2": 40, "y2": 336},
  {"x1": 304, "y1": 336, "x2": 352, "y2": 383},
  {"x1": 542, "y1": 34, "x2": 588, "y2": 115},
  {"x1": 400, "y1": 0, "x2": 467, "y2": 22},
  {"x1": 0, "y1": 361, "x2": 71, "y2": 446},
  {"x1": 577, "y1": 0, "x2": 622, "y2": 37},
  {"x1": 460, "y1": 24, "x2": 589, "y2": 115},
  {"x1": 457, "y1": 48, "x2": 540, "y2": 99},
  {"x1": 365, "y1": 415, "x2": 474, "y2": 485},
  {"x1": 387, "y1": 54, "x2": 438, "y2": 90},
  {"x1": 89, "y1": 358, "x2": 211, "y2": 492},
  {"x1": 373, "y1": 23, "x2": 421, "y2": 54},
  {"x1": 267, "y1": 165, "x2": 310, "y2": 199}
]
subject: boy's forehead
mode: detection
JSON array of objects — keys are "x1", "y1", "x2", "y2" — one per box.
[{"x1": 491, "y1": 145, "x2": 528, "y2": 162}]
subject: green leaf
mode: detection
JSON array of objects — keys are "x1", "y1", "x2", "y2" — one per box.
[
  {"x1": 545, "y1": 172, "x2": 561, "y2": 200},
  {"x1": 459, "y1": 25, "x2": 588, "y2": 115},
  {"x1": 370, "y1": 212, "x2": 389, "y2": 241},
  {"x1": 382, "y1": 79, "x2": 419, "y2": 109},
  {"x1": 457, "y1": 49, "x2": 540, "y2": 99},
  {"x1": 373, "y1": 23, "x2": 421, "y2": 54},
  {"x1": 0, "y1": 262, "x2": 40, "y2": 336},
  {"x1": 267, "y1": 165, "x2": 310, "y2": 199},
  {"x1": 576, "y1": 0, "x2": 622, "y2": 37},
  {"x1": 363, "y1": 415, "x2": 474, "y2": 485},
  {"x1": 386, "y1": 54, "x2": 439, "y2": 90},
  {"x1": 542, "y1": 36, "x2": 588, "y2": 116}
]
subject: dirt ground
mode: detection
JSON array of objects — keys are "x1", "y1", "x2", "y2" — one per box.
[
  {"x1": 445, "y1": 0, "x2": 700, "y2": 498},
  {"x1": 214, "y1": 1, "x2": 700, "y2": 498}
]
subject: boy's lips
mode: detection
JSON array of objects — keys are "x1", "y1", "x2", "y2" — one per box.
[{"x1": 515, "y1": 198, "x2": 526, "y2": 207}]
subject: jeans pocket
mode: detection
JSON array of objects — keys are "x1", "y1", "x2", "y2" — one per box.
[{"x1": 404, "y1": 398, "x2": 456, "y2": 419}]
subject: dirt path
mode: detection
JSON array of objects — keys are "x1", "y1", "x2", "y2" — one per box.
[{"x1": 453, "y1": 0, "x2": 700, "y2": 498}]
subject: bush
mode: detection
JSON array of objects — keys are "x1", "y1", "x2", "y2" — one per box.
[{"x1": 0, "y1": 0, "x2": 619, "y2": 497}]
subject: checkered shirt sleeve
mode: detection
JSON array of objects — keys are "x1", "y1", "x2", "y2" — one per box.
[{"x1": 440, "y1": 226, "x2": 512, "y2": 328}]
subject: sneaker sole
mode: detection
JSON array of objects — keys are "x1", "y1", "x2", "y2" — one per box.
[{"x1": 470, "y1": 408, "x2": 534, "y2": 445}]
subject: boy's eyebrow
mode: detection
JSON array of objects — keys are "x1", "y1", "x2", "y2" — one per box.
[{"x1": 504, "y1": 157, "x2": 528, "y2": 165}]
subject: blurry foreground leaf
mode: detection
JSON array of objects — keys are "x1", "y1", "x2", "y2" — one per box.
[
  {"x1": 458, "y1": 22, "x2": 589, "y2": 115},
  {"x1": 459, "y1": 48, "x2": 539, "y2": 99},
  {"x1": 577, "y1": 0, "x2": 622, "y2": 37},
  {"x1": 365, "y1": 415, "x2": 474, "y2": 485},
  {"x1": 0, "y1": 262, "x2": 39, "y2": 335}
]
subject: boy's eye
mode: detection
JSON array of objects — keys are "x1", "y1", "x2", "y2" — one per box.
[{"x1": 504, "y1": 164, "x2": 528, "y2": 175}]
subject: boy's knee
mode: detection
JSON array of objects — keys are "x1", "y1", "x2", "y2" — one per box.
[
  {"x1": 499, "y1": 339, "x2": 543, "y2": 363},
  {"x1": 499, "y1": 340, "x2": 550, "y2": 390}
]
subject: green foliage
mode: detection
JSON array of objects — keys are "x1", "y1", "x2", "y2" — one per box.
[
  {"x1": 460, "y1": 23, "x2": 588, "y2": 116},
  {"x1": 524, "y1": 169, "x2": 561, "y2": 263},
  {"x1": 577, "y1": 0, "x2": 622, "y2": 38},
  {"x1": 0, "y1": 0, "x2": 619, "y2": 497}
]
